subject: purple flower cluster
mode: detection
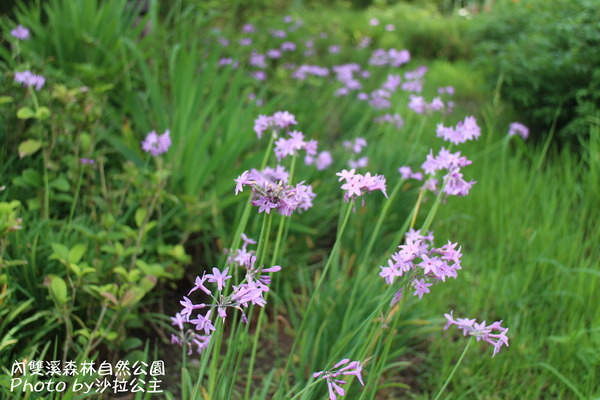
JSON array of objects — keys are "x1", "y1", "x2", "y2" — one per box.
[
  {"x1": 305, "y1": 150, "x2": 333, "y2": 171},
  {"x1": 253, "y1": 111, "x2": 298, "y2": 139},
  {"x1": 343, "y1": 138, "x2": 368, "y2": 169},
  {"x1": 14, "y1": 71, "x2": 45, "y2": 90},
  {"x1": 508, "y1": 122, "x2": 529, "y2": 140},
  {"x1": 420, "y1": 147, "x2": 476, "y2": 197},
  {"x1": 336, "y1": 168, "x2": 387, "y2": 203},
  {"x1": 332, "y1": 64, "x2": 364, "y2": 96},
  {"x1": 141, "y1": 129, "x2": 172, "y2": 156},
  {"x1": 368, "y1": 48, "x2": 410, "y2": 67},
  {"x1": 398, "y1": 166, "x2": 423, "y2": 181},
  {"x1": 274, "y1": 130, "x2": 311, "y2": 160},
  {"x1": 436, "y1": 116, "x2": 481, "y2": 144},
  {"x1": 401, "y1": 66, "x2": 428, "y2": 93},
  {"x1": 374, "y1": 113, "x2": 404, "y2": 129},
  {"x1": 444, "y1": 311, "x2": 510, "y2": 357},
  {"x1": 11, "y1": 25, "x2": 30, "y2": 40},
  {"x1": 235, "y1": 169, "x2": 315, "y2": 216},
  {"x1": 379, "y1": 229, "x2": 462, "y2": 299},
  {"x1": 408, "y1": 95, "x2": 445, "y2": 114},
  {"x1": 292, "y1": 65, "x2": 330, "y2": 80},
  {"x1": 172, "y1": 259, "x2": 281, "y2": 354},
  {"x1": 313, "y1": 359, "x2": 364, "y2": 400}
]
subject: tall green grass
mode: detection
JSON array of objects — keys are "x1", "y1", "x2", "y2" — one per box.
[{"x1": 417, "y1": 125, "x2": 600, "y2": 399}]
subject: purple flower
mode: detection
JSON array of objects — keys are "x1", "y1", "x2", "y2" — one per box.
[
  {"x1": 188, "y1": 273, "x2": 212, "y2": 296},
  {"x1": 267, "y1": 49, "x2": 282, "y2": 59},
  {"x1": 252, "y1": 71, "x2": 267, "y2": 81},
  {"x1": 242, "y1": 23, "x2": 255, "y2": 33},
  {"x1": 313, "y1": 359, "x2": 365, "y2": 400},
  {"x1": 412, "y1": 278, "x2": 433, "y2": 299},
  {"x1": 11, "y1": 25, "x2": 30, "y2": 40},
  {"x1": 337, "y1": 170, "x2": 387, "y2": 202},
  {"x1": 239, "y1": 38, "x2": 252, "y2": 46},
  {"x1": 206, "y1": 267, "x2": 232, "y2": 291},
  {"x1": 315, "y1": 151, "x2": 333, "y2": 170},
  {"x1": 189, "y1": 310, "x2": 216, "y2": 335},
  {"x1": 141, "y1": 129, "x2": 171, "y2": 156},
  {"x1": 444, "y1": 311, "x2": 510, "y2": 357},
  {"x1": 14, "y1": 71, "x2": 45, "y2": 90},
  {"x1": 385, "y1": 24, "x2": 395, "y2": 31},
  {"x1": 170, "y1": 313, "x2": 186, "y2": 330},
  {"x1": 250, "y1": 52, "x2": 267, "y2": 68},
  {"x1": 180, "y1": 296, "x2": 206, "y2": 320},
  {"x1": 272, "y1": 111, "x2": 297, "y2": 128},
  {"x1": 281, "y1": 42, "x2": 297, "y2": 51},
  {"x1": 80, "y1": 158, "x2": 96, "y2": 165},
  {"x1": 235, "y1": 171, "x2": 253, "y2": 195},
  {"x1": 508, "y1": 122, "x2": 529, "y2": 139},
  {"x1": 369, "y1": 18, "x2": 380, "y2": 26}
]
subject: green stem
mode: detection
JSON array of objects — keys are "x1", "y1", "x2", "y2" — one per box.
[
  {"x1": 433, "y1": 337, "x2": 473, "y2": 400},
  {"x1": 277, "y1": 199, "x2": 355, "y2": 395},
  {"x1": 68, "y1": 163, "x2": 85, "y2": 226},
  {"x1": 289, "y1": 379, "x2": 321, "y2": 400},
  {"x1": 361, "y1": 178, "x2": 405, "y2": 263},
  {"x1": 42, "y1": 150, "x2": 50, "y2": 220}
]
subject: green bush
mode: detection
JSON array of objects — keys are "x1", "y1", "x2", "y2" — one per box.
[{"x1": 468, "y1": 0, "x2": 600, "y2": 141}]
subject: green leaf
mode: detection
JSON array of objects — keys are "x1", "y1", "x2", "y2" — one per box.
[
  {"x1": 69, "y1": 244, "x2": 87, "y2": 264},
  {"x1": 50, "y1": 176, "x2": 70, "y2": 192},
  {"x1": 139, "y1": 275, "x2": 157, "y2": 292},
  {"x1": 16, "y1": 107, "x2": 35, "y2": 119},
  {"x1": 18, "y1": 140, "x2": 42, "y2": 158},
  {"x1": 135, "y1": 208, "x2": 147, "y2": 228},
  {"x1": 121, "y1": 337, "x2": 143, "y2": 351},
  {"x1": 49, "y1": 276, "x2": 68, "y2": 305},
  {"x1": 68, "y1": 263, "x2": 81, "y2": 277},
  {"x1": 0, "y1": 96, "x2": 13, "y2": 105},
  {"x1": 51, "y1": 243, "x2": 70, "y2": 262},
  {"x1": 35, "y1": 106, "x2": 51, "y2": 120}
]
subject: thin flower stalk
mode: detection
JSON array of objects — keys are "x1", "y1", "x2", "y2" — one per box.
[{"x1": 276, "y1": 199, "x2": 356, "y2": 396}]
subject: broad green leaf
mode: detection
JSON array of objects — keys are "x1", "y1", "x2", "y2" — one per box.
[
  {"x1": 69, "y1": 244, "x2": 87, "y2": 264},
  {"x1": 35, "y1": 106, "x2": 51, "y2": 120},
  {"x1": 16, "y1": 107, "x2": 35, "y2": 119},
  {"x1": 135, "y1": 208, "x2": 147, "y2": 228},
  {"x1": 18, "y1": 140, "x2": 42, "y2": 158},
  {"x1": 139, "y1": 275, "x2": 157, "y2": 292},
  {"x1": 0, "y1": 96, "x2": 13, "y2": 104},
  {"x1": 50, "y1": 176, "x2": 70, "y2": 192},
  {"x1": 49, "y1": 276, "x2": 68, "y2": 305},
  {"x1": 51, "y1": 243, "x2": 70, "y2": 262},
  {"x1": 121, "y1": 337, "x2": 143, "y2": 351}
]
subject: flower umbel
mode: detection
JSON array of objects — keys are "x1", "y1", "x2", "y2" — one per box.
[
  {"x1": 141, "y1": 129, "x2": 172, "y2": 156},
  {"x1": 313, "y1": 359, "x2": 365, "y2": 400},
  {"x1": 444, "y1": 311, "x2": 510, "y2": 357}
]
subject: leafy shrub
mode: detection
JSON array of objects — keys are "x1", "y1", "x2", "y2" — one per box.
[{"x1": 468, "y1": 0, "x2": 600, "y2": 140}]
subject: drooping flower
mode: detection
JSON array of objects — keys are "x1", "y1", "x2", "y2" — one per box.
[
  {"x1": 444, "y1": 311, "x2": 510, "y2": 357},
  {"x1": 508, "y1": 122, "x2": 529, "y2": 139},
  {"x1": 313, "y1": 359, "x2": 365, "y2": 400}
]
